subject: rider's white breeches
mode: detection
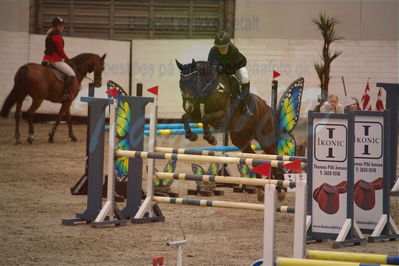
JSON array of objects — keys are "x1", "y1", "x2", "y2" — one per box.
[
  {"x1": 235, "y1": 67, "x2": 249, "y2": 84},
  {"x1": 52, "y1": 61, "x2": 75, "y2": 77}
]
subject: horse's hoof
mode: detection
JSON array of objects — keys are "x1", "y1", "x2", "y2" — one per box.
[
  {"x1": 48, "y1": 137, "x2": 54, "y2": 143},
  {"x1": 256, "y1": 188, "x2": 264, "y2": 202},
  {"x1": 204, "y1": 135, "x2": 217, "y2": 146},
  {"x1": 277, "y1": 190, "x2": 286, "y2": 202},
  {"x1": 70, "y1": 136, "x2": 78, "y2": 142},
  {"x1": 27, "y1": 137, "x2": 33, "y2": 144},
  {"x1": 15, "y1": 139, "x2": 21, "y2": 145},
  {"x1": 186, "y1": 133, "x2": 198, "y2": 142}
]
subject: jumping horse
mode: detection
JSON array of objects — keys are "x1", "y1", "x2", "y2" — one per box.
[
  {"x1": 176, "y1": 60, "x2": 285, "y2": 201},
  {"x1": 176, "y1": 59, "x2": 277, "y2": 156},
  {"x1": 0, "y1": 53, "x2": 106, "y2": 144}
]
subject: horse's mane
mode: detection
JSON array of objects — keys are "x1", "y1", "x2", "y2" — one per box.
[{"x1": 70, "y1": 53, "x2": 99, "y2": 65}]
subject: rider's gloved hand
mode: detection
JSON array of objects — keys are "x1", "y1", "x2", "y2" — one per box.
[{"x1": 215, "y1": 64, "x2": 224, "y2": 74}]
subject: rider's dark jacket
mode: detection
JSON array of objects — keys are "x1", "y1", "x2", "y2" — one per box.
[{"x1": 207, "y1": 44, "x2": 247, "y2": 75}]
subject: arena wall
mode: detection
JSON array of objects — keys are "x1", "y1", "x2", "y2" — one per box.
[
  {"x1": 235, "y1": 0, "x2": 398, "y2": 41},
  {"x1": 131, "y1": 38, "x2": 398, "y2": 119},
  {"x1": 0, "y1": 0, "x2": 397, "y2": 119}
]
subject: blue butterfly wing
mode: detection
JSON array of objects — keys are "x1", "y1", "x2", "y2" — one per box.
[
  {"x1": 207, "y1": 162, "x2": 220, "y2": 176},
  {"x1": 115, "y1": 138, "x2": 129, "y2": 180},
  {"x1": 160, "y1": 160, "x2": 176, "y2": 187},
  {"x1": 276, "y1": 77, "x2": 304, "y2": 156},
  {"x1": 116, "y1": 100, "x2": 131, "y2": 139},
  {"x1": 238, "y1": 164, "x2": 256, "y2": 178},
  {"x1": 153, "y1": 168, "x2": 161, "y2": 187},
  {"x1": 277, "y1": 133, "x2": 297, "y2": 157}
]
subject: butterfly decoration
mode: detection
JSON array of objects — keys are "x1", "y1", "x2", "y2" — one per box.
[
  {"x1": 276, "y1": 77, "x2": 304, "y2": 156},
  {"x1": 237, "y1": 164, "x2": 257, "y2": 179},
  {"x1": 153, "y1": 160, "x2": 177, "y2": 187},
  {"x1": 192, "y1": 163, "x2": 220, "y2": 187},
  {"x1": 107, "y1": 80, "x2": 131, "y2": 182}
]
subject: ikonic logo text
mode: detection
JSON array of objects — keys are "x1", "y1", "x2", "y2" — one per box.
[{"x1": 316, "y1": 128, "x2": 344, "y2": 158}]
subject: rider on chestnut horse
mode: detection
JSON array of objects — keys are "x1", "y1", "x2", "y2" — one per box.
[
  {"x1": 207, "y1": 31, "x2": 253, "y2": 117},
  {"x1": 42, "y1": 17, "x2": 74, "y2": 102}
]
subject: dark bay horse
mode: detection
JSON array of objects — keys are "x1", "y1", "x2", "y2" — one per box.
[
  {"x1": 0, "y1": 53, "x2": 106, "y2": 144},
  {"x1": 176, "y1": 59, "x2": 277, "y2": 156},
  {"x1": 176, "y1": 60, "x2": 284, "y2": 201}
]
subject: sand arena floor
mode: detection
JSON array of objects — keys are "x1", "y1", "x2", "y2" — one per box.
[{"x1": 0, "y1": 119, "x2": 398, "y2": 265}]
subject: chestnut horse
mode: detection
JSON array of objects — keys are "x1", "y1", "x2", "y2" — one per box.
[{"x1": 0, "y1": 53, "x2": 106, "y2": 144}]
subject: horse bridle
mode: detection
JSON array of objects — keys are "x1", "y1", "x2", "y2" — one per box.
[{"x1": 180, "y1": 68, "x2": 219, "y2": 102}]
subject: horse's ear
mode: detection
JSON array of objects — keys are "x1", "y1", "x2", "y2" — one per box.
[
  {"x1": 101, "y1": 54, "x2": 107, "y2": 61},
  {"x1": 191, "y1": 58, "x2": 196, "y2": 65},
  {"x1": 175, "y1": 59, "x2": 184, "y2": 70}
]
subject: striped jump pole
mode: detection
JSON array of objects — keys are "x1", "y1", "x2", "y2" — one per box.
[
  {"x1": 144, "y1": 128, "x2": 217, "y2": 136},
  {"x1": 276, "y1": 257, "x2": 391, "y2": 266},
  {"x1": 185, "y1": 144, "x2": 262, "y2": 152},
  {"x1": 144, "y1": 122, "x2": 203, "y2": 130},
  {"x1": 115, "y1": 150, "x2": 307, "y2": 169},
  {"x1": 104, "y1": 123, "x2": 204, "y2": 132},
  {"x1": 155, "y1": 146, "x2": 307, "y2": 162},
  {"x1": 155, "y1": 172, "x2": 297, "y2": 189},
  {"x1": 153, "y1": 196, "x2": 295, "y2": 213},
  {"x1": 306, "y1": 250, "x2": 399, "y2": 265}
]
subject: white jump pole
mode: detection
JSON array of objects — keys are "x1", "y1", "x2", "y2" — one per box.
[
  {"x1": 293, "y1": 175, "x2": 307, "y2": 258},
  {"x1": 134, "y1": 92, "x2": 158, "y2": 220},
  {"x1": 93, "y1": 98, "x2": 117, "y2": 224},
  {"x1": 263, "y1": 183, "x2": 276, "y2": 266}
]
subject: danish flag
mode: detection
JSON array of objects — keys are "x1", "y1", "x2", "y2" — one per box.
[
  {"x1": 361, "y1": 81, "x2": 372, "y2": 111},
  {"x1": 376, "y1": 87, "x2": 385, "y2": 111}
]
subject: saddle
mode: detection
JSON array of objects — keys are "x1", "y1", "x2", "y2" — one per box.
[
  {"x1": 223, "y1": 74, "x2": 240, "y2": 99},
  {"x1": 41, "y1": 61, "x2": 67, "y2": 82},
  {"x1": 354, "y1": 177, "x2": 383, "y2": 210},
  {"x1": 313, "y1": 181, "x2": 347, "y2": 214}
]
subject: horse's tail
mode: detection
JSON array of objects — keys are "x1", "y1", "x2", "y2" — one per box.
[{"x1": 1, "y1": 66, "x2": 28, "y2": 118}]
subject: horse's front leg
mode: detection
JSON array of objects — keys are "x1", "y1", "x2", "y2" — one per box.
[
  {"x1": 182, "y1": 113, "x2": 198, "y2": 142},
  {"x1": 48, "y1": 103, "x2": 68, "y2": 143},
  {"x1": 202, "y1": 110, "x2": 226, "y2": 145},
  {"x1": 65, "y1": 104, "x2": 78, "y2": 141}
]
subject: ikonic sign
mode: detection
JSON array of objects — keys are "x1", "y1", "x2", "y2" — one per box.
[
  {"x1": 354, "y1": 115, "x2": 384, "y2": 231},
  {"x1": 311, "y1": 118, "x2": 349, "y2": 235}
]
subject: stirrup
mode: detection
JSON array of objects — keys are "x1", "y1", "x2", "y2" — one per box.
[
  {"x1": 61, "y1": 94, "x2": 70, "y2": 102},
  {"x1": 244, "y1": 106, "x2": 253, "y2": 117}
]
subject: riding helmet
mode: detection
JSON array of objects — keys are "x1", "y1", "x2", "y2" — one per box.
[
  {"x1": 52, "y1": 17, "x2": 64, "y2": 27},
  {"x1": 214, "y1": 31, "x2": 231, "y2": 47}
]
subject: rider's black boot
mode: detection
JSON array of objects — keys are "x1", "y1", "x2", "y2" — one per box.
[
  {"x1": 61, "y1": 76, "x2": 74, "y2": 102},
  {"x1": 241, "y1": 83, "x2": 253, "y2": 117}
]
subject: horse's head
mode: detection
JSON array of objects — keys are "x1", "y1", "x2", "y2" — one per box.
[
  {"x1": 176, "y1": 59, "x2": 218, "y2": 112},
  {"x1": 70, "y1": 53, "x2": 106, "y2": 87}
]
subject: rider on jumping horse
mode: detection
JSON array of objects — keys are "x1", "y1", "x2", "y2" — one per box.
[
  {"x1": 42, "y1": 17, "x2": 75, "y2": 102},
  {"x1": 207, "y1": 31, "x2": 253, "y2": 117}
]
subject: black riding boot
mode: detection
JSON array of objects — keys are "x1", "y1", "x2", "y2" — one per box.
[
  {"x1": 61, "y1": 76, "x2": 74, "y2": 102},
  {"x1": 241, "y1": 83, "x2": 253, "y2": 117}
]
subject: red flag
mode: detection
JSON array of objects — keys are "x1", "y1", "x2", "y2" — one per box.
[
  {"x1": 252, "y1": 163, "x2": 271, "y2": 179},
  {"x1": 147, "y1": 85, "x2": 159, "y2": 95},
  {"x1": 152, "y1": 257, "x2": 164, "y2": 266},
  {"x1": 273, "y1": 70, "x2": 280, "y2": 79},
  {"x1": 361, "y1": 81, "x2": 372, "y2": 111},
  {"x1": 105, "y1": 87, "x2": 118, "y2": 97},
  {"x1": 376, "y1": 87, "x2": 385, "y2": 111},
  {"x1": 284, "y1": 159, "x2": 302, "y2": 173}
]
